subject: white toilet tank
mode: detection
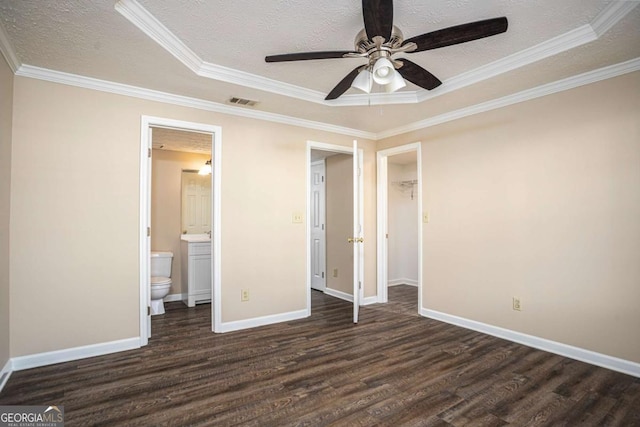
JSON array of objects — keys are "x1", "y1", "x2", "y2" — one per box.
[{"x1": 151, "y1": 251, "x2": 173, "y2": 277}]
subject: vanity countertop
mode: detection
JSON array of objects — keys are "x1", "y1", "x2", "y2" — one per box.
[{"x1": 180, "y1": 234, "x2": 211, "y2": 243}]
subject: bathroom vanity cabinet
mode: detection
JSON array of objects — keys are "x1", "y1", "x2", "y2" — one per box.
[{"x1": 180, "y1": 237, "x2": 212, "y2": 307}]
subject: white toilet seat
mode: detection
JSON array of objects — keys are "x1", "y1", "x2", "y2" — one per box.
[{"x1": 151, "y1": 276, "x2": 171, "y2": 286}]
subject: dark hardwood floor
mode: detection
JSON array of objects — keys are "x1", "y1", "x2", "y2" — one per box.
[{"x1": 2, "y1": 285, "x2": 639, "y2": 426}]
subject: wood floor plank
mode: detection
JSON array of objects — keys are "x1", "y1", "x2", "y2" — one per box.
[{"x1": 1, "y1": 286, "x2": 638, "y2": 426}]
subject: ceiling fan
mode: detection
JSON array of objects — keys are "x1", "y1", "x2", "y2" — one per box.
[{"x1": 265, "y1": 0, "x2": 508, "y2": 100}]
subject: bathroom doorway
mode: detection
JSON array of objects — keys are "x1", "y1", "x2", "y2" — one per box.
[
  {"x1": 140, "y1": 117, "x2": 222, "y2": 346},
  {"x1": 377, "y1": 143, "x2": 423, "y2": 313}
]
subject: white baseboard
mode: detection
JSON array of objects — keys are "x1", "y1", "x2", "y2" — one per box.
[
  {"x1": 11, "y1": 337, "x2": 141, "y2": 372},
  {"x1": 324, "y1": 288, "x2": 378, "y2": 306},
  {"x1": 164, "y1": 293, "x2": 185, "y2": 302},
  {"x1": 217, "y1": 309, "x2": 308, "y2": 333},
  {"x1": 421, "y1": 308, "x2": 640, "y2": 378},
  {"x1": 388, "y1": 279, "x2": 418, "y2": 287},
  {"x1": 361, "y1": 296, "x2": 379, "y2": 306},
  {"x1": 0, "y1": 358, "x2": 12, "y2": 393},
  {"x1": 324, "y1": 288, "x2": 353, "y2": 303}
]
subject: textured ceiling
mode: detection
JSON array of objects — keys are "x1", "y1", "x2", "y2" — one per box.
[
  {"x1": 151, "y1": 127, "x2": 211, "y2": 154},
  {"x1": 0, "y1": 0, "x2": 638, "y2": 137}
]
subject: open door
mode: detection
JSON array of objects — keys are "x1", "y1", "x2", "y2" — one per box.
[
  {"x1": 143, "y1": 128, "x2": 153, "y2": 342},
  {"x1": 352, "y1": 140, "x2": 363, "y2": 323}
]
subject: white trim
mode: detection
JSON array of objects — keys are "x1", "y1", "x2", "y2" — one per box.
[
  {"x1": 140, "y1": 117, "x2": 222, "y2": 339},
  {"x1": 15, "y1": 65, "x2": 375, "y2": 141},
  {"x1": 0, "y1": 359, "x2": 12, "y2": 393},
  {"x1": 379, "y1": 57, "x2": 640, "y2": 140},
  {"x1": 0, "y1": 19, "x2": 20, "y2": 73},
  {"x1": 421, "y1": 308, "x2": 640, "y2": 378},
  {"x1": 114, "y1": 0, "x2": 637, "y2": 108},
  {"x1": 306, "y1": 141, "x2": 359, "y2": 316},
  {"x1": 591, "y1": 1, "x2": 640, "y2": 37},
  {"x1": 361, "y1": 296, "x2": 379, "y2": 306},
  {"x1": 164, "y1": 293, "x2": 185, "y2": 303},
  {"x1": 217, "y1": 309, "x2": 308, "y2": 333},
  {"x1": 388, "y1": 279, "x2": 418, "y2": 287},
  {"x1": 11, "y1": 338, "x2": 140, "y2": 372},
  {"x1": 13, "y1": 56, "x2": 639, "y2": 142},
  {"x1": 324, "y1": 287, "x2": 354, "y2": 303}
]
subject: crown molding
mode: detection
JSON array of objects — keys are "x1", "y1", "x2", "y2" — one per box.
[
  {"x1": 378, "y1": 57, "x2": 640, "y2": 140},
  {"x1": 14, "y1": 64, "x2": 376, "y2": 140},
  {"x1": 116, "y1": 0, "x2": 638, "y2": 108},
  {"x1": 114, "y1": 0, "x2": 202, "y2": 72},
  {"x1": 15, "y1": 57, "x2": 639, "y2": 143},
  {"x1": 591, "y1": 0, "x2": 640, "y2": 37},
  {"x1": 0, "y1": 19, "x2": 20, "y2": 73}
]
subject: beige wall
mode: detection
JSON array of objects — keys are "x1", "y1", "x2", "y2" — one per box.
[
  {"x1": 379, "y1": 71, "x2": 640, "y2": 363},
  {"x1": 151, "y1": 149, "x2": 210, "y2": 295},
  {"x1": 9, "y1": 76, "x2": 376, "y2": 356},
  {"x1": 0, "y1": 56, "x2": 13, "y2": 368},
  {"x1": 325, "y1": 154, "x2": 354, "y2": 294}
]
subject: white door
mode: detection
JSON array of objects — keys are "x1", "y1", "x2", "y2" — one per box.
[
  {"x1": 352, "y1": 140, "x2": 364, "y2": 324},
  {"x1": 310, "y1": 161, "x2": 326, "y2": 291},
  {"x1": 182, "y1": 172, "x2": 212, "y2": 235}
]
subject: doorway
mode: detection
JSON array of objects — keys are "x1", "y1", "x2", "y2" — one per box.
[
  {"x1": 139, "y1": 116, "x2": 222, "y2": 346},
  {"x1": 377, "y1": 143, "x2": 423, "y2": 312},
  {"x1": 307, "y1": 141, "x2": 364, "y2": 323}
]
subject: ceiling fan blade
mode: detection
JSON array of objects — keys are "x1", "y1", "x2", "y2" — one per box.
[
  {"x1": 403, "y1": 17, "x2": 508, "y2": 52},
  {"x1": 265, "y1": 51, "x2": 357, "y2": 62},
  {"x1": 362, "y1": 0, "x2": 394, "y2": 41},
  {"x1": 325, "y1": 66, "x2": 362, "y2": 100},
  {"x1": 397, "y1": 59, "x2": 442, "y2": 90}
]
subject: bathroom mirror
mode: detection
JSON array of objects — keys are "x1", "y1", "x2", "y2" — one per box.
[{"x1": 181, "y1": 170, "x2": 212, "y2": 235}]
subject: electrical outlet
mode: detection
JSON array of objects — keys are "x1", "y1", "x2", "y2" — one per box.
[
  {"x1": 292, "y1": 212, "x2": 303, "y2": 223},
  {"x1": 512, "y1": 297, "x2": 522, "y2": 311},
  {"x1": 241, "y1": 289, "x2": 250, "y2": 302},
  {"x1": 333, "y1": 268, "x2": 338, "y2": 278}
]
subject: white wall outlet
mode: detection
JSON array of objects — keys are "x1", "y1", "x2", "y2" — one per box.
[
  {"x1": 292, "y1": 212, "x2": 303, "y2": 223},
  {"x1": 333, "y1": 268, "x2": 338, "y2": 278},
  {"x1": 241, "y1": 289, "x2": 250, "y2": 302},
  {"x1": 513, "y1": 297, "x2": 522, "y2": 311}
]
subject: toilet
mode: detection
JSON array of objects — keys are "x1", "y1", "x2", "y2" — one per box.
[{"x1": 150, "y1": 251, "x2": 173, "y2": 315}]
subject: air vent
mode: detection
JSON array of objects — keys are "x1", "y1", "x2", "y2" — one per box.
[{"x1": 228, "y1": 97, "x2": 259, "y2": 107}]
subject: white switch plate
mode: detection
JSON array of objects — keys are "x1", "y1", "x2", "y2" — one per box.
[
  {"x1": 292, "y1": 212, "x2": 303, "y2": 223},
  {"x1": 423, "y1": 211, "x2": 429, "y2": 223}
]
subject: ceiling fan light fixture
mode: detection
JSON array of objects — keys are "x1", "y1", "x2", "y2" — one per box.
[
  {"x1": 384, "y1": 70, "x2": 406, "y2": 93},
  {"x1": 351, "y1": 68, "x2": 373, "y2": 93},
  {"x1": 372, "y1": 57, "x2": 396, "y2": 85}
]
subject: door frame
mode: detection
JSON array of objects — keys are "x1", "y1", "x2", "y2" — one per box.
[
  {"x1": 306, "y1": 140, "x2": 364, "y2": 316},
  {"x1": 376, "y1": 142, "x2": 423, "y2": 308},
  {"x1": 139, "y1": 116, "x2": 222, "y2": 345}
]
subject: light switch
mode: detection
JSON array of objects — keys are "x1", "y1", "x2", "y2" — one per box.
[
  {"x1": 292, "y1": 212, "x2": 304, "y2": 223},
  {"x1": 423, "y1": 211, "x2": 429, "y2": 223}
]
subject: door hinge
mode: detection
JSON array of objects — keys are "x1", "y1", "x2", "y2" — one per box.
[
  {"x1": 322, "y1": 175, "x2": 324, "y2": 182},
  {"x1": 359, "y1": 281, "x2": 362, "y2": 289},
  {"x1": 148, "y1": 148, "x2": 151, "y2": 158},
  {"x1": 321, "y1": 272, "x2": 325, "y2": 278},
  {"x1": 147, "y1": 306, "x2": 151, "y2": 316},
  {"x1": 358, "y1": 168, "x2": 362, "y2": 177},
  {"x1": 147, "y1": 227, "x2": 150, "y2": 237}
]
